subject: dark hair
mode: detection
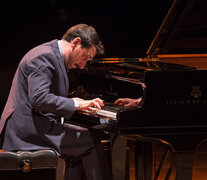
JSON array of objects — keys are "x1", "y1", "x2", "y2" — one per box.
[{"x1": 62, "y1": 24, "x2": 104, "y2": 55}]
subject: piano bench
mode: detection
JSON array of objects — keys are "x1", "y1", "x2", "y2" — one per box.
[{"x1": 0, "y1": 149, "x2": 58, "y2": 180}]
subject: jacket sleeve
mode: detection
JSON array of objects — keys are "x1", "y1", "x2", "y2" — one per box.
[{"x1": 26, "y1": 54, "x2": 76, "y2": 119}]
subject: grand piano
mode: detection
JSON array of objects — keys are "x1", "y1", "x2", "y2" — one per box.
[{"x1": 66, "y1": 0, "x2": 207, "y2": 179}]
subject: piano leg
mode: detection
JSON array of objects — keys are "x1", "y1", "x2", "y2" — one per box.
[
  {"x1": 111, "y1": 135, "x2": 153, "y2": 180},
  {"x1": 143, "y1": 142, "x2": 153, "y2": 180},
  {"x1": 134, "y1": 141, "x2": 144, "y2": 180},
  {"x1": 174, "y1": 151, "x2": 194, "y2": 180},
  {"x1": 111, "y1": 135, "x2": 128, "y2": 180},
  {"x1": 134, "y1": 141, "x2": 153, "y2": 180}
]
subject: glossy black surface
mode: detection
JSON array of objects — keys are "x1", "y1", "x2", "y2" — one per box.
[{"x1": 67, "y1": 60, "x2": 207, "y2": 150}]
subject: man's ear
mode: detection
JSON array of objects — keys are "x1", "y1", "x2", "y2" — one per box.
[{"x1": 72, "y1": 37, "x2": 81, "y2": 48}]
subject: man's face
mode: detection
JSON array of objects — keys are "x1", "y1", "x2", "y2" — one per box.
[{"x1": 65, "y1": 40, "x2": 97, "y2": 69}]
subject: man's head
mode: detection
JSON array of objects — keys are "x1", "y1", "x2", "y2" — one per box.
[{"x1": 62, "y1": 24, "x2": 104, "y2": 69}]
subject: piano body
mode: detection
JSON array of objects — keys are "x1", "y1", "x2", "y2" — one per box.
[{"x1": 66, "y1": 0, "x2": 207, "y2": 179}]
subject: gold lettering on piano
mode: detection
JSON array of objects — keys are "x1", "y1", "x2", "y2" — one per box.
[
  {"x1": 191, "y1": 86, "x2": 201, "y2": 98},
  {"x1": 166, "y1": 99, "x2": 206, "y2": 105}
]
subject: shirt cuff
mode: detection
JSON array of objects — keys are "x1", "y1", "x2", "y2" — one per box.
[{"x1": 72, "y1": 99, "x2": 79, "y2": 110}]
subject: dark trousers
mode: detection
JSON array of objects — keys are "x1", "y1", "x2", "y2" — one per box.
[{"x1": 60, "y1": 124, "x2": 112, "y2": 180}]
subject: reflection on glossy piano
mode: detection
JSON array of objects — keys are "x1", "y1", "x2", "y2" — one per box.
[{"x1": 66, "y1": 0, "x2": 207, "y2": 179}]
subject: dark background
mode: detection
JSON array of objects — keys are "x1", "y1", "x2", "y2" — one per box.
[{"x1": 0, "y1": 0, "x2": 173, "y2": 113}]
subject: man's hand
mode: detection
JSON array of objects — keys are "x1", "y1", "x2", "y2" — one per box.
[
  {"x1": 72, "y1": 97, "x2": 104, "y2": 111},
  {"x1": 114, "y1": 97, "x2": 142, "y2": 107}
]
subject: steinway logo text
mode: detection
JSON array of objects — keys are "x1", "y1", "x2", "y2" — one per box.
[{"x1": 166, "y1": 99, "x2": 206, "y2": 105}]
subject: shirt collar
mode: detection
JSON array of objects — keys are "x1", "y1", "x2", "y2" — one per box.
[
  {"x1": 57, "y1": 40, "x2": 69, "y2": 72},
  {"x1": 57, "y1": 40, "x2": 64, "y2": 58}
]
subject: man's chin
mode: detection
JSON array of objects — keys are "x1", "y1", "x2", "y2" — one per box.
[
  {"x1": 67, "y1": 65, "x2": 76, "y2": 70},
  {"x1": 74, "y1": 65, "x2": 80, "y2": 69},
  {"x1": 67, "y1": 64, "x2": 80, "y2": 70},
  {"x1": 70, "y1": 66, "x2": 80, "y2": 70}
]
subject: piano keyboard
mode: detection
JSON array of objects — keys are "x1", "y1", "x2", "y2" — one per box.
[
  {"x1": 78, "y1": 102, "x2": 131, "y2": 120},
  {"x1": 80, "y1": 107, "x2": 117, "y2": 119},
  {"x1": 68, "y1": 103, "x2": 132, "y2": 128}
]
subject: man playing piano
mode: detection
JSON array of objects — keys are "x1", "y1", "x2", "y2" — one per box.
[{"x1": 0, "y1": 24, "x2": 112, "y2": 180}]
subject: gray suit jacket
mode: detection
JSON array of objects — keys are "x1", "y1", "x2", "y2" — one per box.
[{"x1": 0, "y1": 40, "x2": 76, "y2": 153}]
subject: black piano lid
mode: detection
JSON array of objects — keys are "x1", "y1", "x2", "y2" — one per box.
[
  {"x1": 88, "y1": 58, "x2": 195, "y2": 72},
  {"x1": 147, "y1": 0, "x2": 207, "y2": 55}
]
